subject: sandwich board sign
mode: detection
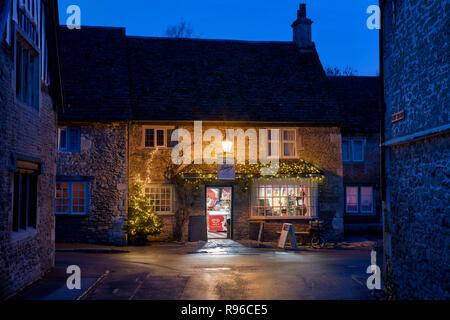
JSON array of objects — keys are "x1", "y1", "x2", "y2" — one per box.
[{"x1": 278, "y1": 223, "x2": 298, "y2": 249}]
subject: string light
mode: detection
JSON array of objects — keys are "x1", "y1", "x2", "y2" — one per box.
[{"x1": 176, "y1": 160, "x2": 325, "y2": 186}]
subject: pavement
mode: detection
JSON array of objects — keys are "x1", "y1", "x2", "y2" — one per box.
[{"x1": 12, "y1": 238, "x2": 379, "y2": 300}]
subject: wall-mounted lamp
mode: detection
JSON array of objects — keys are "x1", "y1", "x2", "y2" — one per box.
[{"x1": 222, "y1": 140, "x2": 233, "y2": 153}]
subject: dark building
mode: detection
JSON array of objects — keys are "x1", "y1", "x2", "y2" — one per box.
[
  {"x1": 329, "y1": 76, "x2": 382, "y2": 234},
  {"x1": 54, "y1": 4, "x2": 380, "y2": 245},
  {"x1": 381, "y1": 0, "x2": 449, "y2": 299},
  {"x1": 0, "y1": 0, "x2": 64, "y2": 299}
]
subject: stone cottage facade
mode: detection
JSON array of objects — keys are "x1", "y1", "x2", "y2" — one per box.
[
  {"x1": 55, "y1": 5, "x2": 379, "y2": 245},
  {"x1": 381, "y1": 0, "x2": 449, "y2": 299},
  {"x1": 0, "y1": 0, "x2": 64, "y2": 299}
]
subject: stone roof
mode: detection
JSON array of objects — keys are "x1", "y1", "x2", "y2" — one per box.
[
  {"x1": 327, "y1": 76, "x2": 381, "y2": 133},
  {"x1": 59, "y1": 27, "x2": 131, "y2": 121},
  {"x1": 58, "y1": 27, "x2": 379, "y2": 128}
]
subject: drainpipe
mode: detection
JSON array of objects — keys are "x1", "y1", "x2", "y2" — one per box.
[{"x1": 378, "y1": 0, "x2": 390, "y2": 291}]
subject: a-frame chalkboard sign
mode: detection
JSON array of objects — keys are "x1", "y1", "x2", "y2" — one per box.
[{"x1": 278, "y1": 223, "x2": 298, "y2": 249}]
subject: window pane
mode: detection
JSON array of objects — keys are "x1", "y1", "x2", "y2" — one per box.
[
  {"x1": 352, "y1": 140, "x2": 363, "y2": 161},
  {"x1": 145, "y1": 185, "x2": 172, "y2": 213},
  {"x1": 13, "y1": 172, "x2": 20, "y2": 232},
  {"x1": 346, "y1": 187, "x2": 358, "y2": 212},
  {"x1": 68, "y1": 127, "x2": 81, "y2": 152},
  {"x1": 28, "y1": 174, "x2": 37, "y2": 228},
  {"x1": 342, "y1": 141, "x2": 350, "y2": 162},
  {"x1": 283, "y1": 142, "x2": 295, "y2": 157},
  {"x1": 283, "y1": 130, "x2": 295, "y2": 141},
  {"x1": 167, "y1": 129, "x2": 176, "y2": 147},
  {"x1": 156, "y1": 130, "x2": 165, "y2": 146},
  {"x1": 145, "y1": 129, "x2": 154, "y2": 147},
  {"x1": 360, "y1": 187, "x2": 373, "y2": 213},
  {"x1": 56, "y1": 183, "x2": 69, "y2": 213},
  {"x1": 72, "y1": 183, "x2": 86, "y2": 213},
  {"x1": 59, "y1": 129, "x2": 67, "y2": 149}
]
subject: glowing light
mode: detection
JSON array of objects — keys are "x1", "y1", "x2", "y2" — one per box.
[{"x1": 222, "y1": 140, "x2": 233, "y2": 153}]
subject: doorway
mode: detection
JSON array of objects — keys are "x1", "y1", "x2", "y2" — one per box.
[{"x1": 206, "y1": 187, "x2": 232, "y2": 239}]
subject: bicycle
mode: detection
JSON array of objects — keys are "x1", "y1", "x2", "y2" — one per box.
[{"x1": 297, "y1": 220, "x2": 326, "y2": 249}]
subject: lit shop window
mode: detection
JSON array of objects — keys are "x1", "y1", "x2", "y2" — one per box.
[{"x1": 252, "y1": 180, "x2": 318, "y2": 218}]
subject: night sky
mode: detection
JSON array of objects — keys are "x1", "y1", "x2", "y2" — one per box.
[{"x1": 57, "y1": 0, "x2": 379, "y2": 76}]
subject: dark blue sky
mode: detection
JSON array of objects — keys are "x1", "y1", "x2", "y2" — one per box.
[{"x1": 57, "y1": 0, "x2": 379, "y2": 75}]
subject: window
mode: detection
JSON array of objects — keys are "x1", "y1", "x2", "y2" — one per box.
[
  {"x1": 58, "y1": 127, "x2": 81, "y2": 152},
  {"x1": 145, "y1": 185, "x2": 173, "y2": 214},
  {"x1": 342, "y1": 140, "x2": 350, "y2": 162},
  {"x1": 12, "y1": 170, "x2": 38, "y2": 232},
  {"x1": 16, "y1": 37, "x2": 39, "y2": 108},
  {"x1": 282, "y1": 129, "x2": 296, "y2": 158},
  {"x1": 346, "y1": 186, "x2": 374, "y2": 214},
  {"x1": 267, "y1": 129, "x2": 297, "y2": 159},
  {"x1": 55, "y1": 182, "x2": 87, "y2": 215},
  {"x1": 360, "y1": 187, "x2": 373, "y2": 213},
  {"x1": 342, "y1": 139, "x2": 365, "y2": 162},
  {"x1": 144, "y1": 128, "x2": 176, "y2": 148},
  {"x1": 352, "y1": 140, "x2": 363, "y2": 162},
  {"x1": 252, "y1": 179, "x2": 318, "y2": 218},
  {"x1": 345, "y1": 187, "x2": 359, "y2": 213},
  {"x1": 0, "y1": 0, "x2": 12, "y2": 44}
]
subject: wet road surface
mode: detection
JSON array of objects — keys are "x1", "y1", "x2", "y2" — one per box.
[{"x1": 49, "y1": 240, "x2": 374, "y2": 300}]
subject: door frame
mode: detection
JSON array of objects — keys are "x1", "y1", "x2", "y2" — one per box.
[{"x1": 205, "y1": 185, "x2": 234, "y2": 240}]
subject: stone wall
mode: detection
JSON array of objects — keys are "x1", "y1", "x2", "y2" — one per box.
[
  {"x1": 129, "y1": 123, "x2": 344, "y2": 241},
  {"x1": 55, "y1": 123, "x2": 128, "y2": 246},
  {"x1": 0, "y1": 45, "x2": 57, "y2": 299},
  {"x1": 385, "y1": 135, "x2": 449, "y2": 299},
  {"x1": 382, "y1": 0, "x2": 449, "y2": 299}
]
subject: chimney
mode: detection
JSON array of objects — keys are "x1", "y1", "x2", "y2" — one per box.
[{"x1": 291, "y1": 4, "x2": 313, "y2": 49}]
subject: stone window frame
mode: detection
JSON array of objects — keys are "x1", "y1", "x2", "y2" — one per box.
[
  {"x1": 144, "y1": 184, "x2": 175, "y2": 215},
  {"x1": 8, "y1": 153, "x2": 42, "y2": 242},
  {"x1": 342, "y1": 138, "x2": 366, "y2": 163},
  {"x1": 345, "y1": 185, "x2": 374, "y2": 215},
  {"x1": 55, "y1": 181, "x2": 88, "y2": 215},
  {"x1": 142, "y1": 126, "x2": 176, "y2": 149}
]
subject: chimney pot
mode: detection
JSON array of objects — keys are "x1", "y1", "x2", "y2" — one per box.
[
  {"x1": 298, "y1": 4, "x2": 306, "y2": 18},
  {"x1": 292, "y1": 3, "x2": 313, "y2": 49}
]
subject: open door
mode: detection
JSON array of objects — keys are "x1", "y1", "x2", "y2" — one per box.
[{"x1": 206, "y1": 187, "x2": 232, "y2": 239}]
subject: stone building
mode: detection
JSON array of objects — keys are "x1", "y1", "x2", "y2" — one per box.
[
  {"x1": 380, "y1": 0, "x2": 449, "y2": 299},
  {"x1": 0, "y1": 0, "x2": 64, "y2": 299},
  {"x1": 55, "y1": 4, "x2": 379, "y2": 244},
  {"x1": 329, "y1": 77, "x2": 382, "y2": 234}
]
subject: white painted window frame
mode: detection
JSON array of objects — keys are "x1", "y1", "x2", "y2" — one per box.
[{"x1": 145, "y1": 184, "x2": 174, "y2": 215}]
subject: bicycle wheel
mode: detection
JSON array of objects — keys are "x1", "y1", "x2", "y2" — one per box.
[{"x1": 311, "y1": 236, "x2": 325, "y2": 249}]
